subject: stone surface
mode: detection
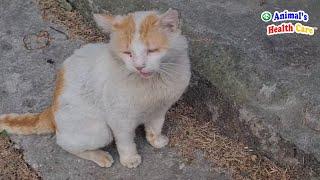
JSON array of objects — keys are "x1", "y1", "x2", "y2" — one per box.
[
  {"x1": 11, "y1": 133, "x2": 227, "y2": 180},
  {"x1": 0, "y1": 0, "x2": 230, "y2": 179},
  {"x1": 69, "y1": 0, "x2": 320, "y2": 173}
]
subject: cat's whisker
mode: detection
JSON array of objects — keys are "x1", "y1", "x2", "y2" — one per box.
[
  {"x1": 159, "y1": 68, "x2": 171, "y2": 77},
  {"x1": 159, "y1": 71, "x2": 181, "y2": 81},
  {"x1": 161, "y1": 62, "x2": 189, "y2": 66},
  {"x1": 159, "y1": 69, "x2": 176, "y2": 82},
  {"x1": 160, "y1": 66, "x2": 184, "y2": 76},
  {"x1": 160, "y1": 63, "x2": 189, "y2": 68},
  {"x1": 160, "y1": 65, "x2": 189, "y2": 72},
  {"x1": 160, "y1": 67, "x2": 184, "y2": 73}
]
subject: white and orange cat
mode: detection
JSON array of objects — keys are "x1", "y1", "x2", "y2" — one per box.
[{"x1": 0, "y1": 9, "x2": 190, "y2": 168}]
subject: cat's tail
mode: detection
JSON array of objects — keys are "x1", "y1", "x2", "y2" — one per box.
[{"x1": 0, "y1": 108, "x2": 56, "y2": 135}]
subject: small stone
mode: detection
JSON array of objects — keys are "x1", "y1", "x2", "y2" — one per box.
[
  {"x1": 251, "y1": 155, "x2": 257, "y2": 162},
  {"x1": 179, "y1": 163, "x2": 185, "y2": 169},
  {"x1": 58, "y1": 0, "x2": 73, "y2": 11}
]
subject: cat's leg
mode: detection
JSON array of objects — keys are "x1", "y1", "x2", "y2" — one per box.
[
  {"x1": 55, "y1": 104, "x2": 114, "y2": 167},
  {"x1": 57, "y1": 126, "x2": 114, "y2": 167},
  {"x1": 71, "y1": 150, "x2": 114, "y2": 167},
  {"x1": 111, "y1": 127, "x2": 141, "y2": 168},
  {"x1": 145, "y1": 113, "x2": 169, "y2": 149}
]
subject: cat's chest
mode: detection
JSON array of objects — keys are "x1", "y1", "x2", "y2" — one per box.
[
  {"x1": 115, "y1": 86, "x2": 170, "y2": 106},
  {"x1": 104, "y1": 82, "x2": 175, "y2": 115}
]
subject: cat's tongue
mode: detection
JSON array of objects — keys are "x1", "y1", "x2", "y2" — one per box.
[{"x1": 139, "y1": 71, "x2": 153, "y2": 78}]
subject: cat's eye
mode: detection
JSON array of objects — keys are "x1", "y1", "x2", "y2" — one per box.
[
  {"x1": 147, "y1": 49, "x2": 159, "y2": 54},
  {"x1": 123, "y1": 51, "x2": 132, "y2": 57}
]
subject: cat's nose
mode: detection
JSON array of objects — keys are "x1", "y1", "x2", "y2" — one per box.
[{"x1": 135, "y1": 66, "x2": 144, "y2": 71}]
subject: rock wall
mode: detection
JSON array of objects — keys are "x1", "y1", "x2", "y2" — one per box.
[{"x1": 68, "y1": 0, "x2": 320, "y2": 173}]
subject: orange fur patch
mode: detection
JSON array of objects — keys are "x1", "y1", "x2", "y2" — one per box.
[
  {"x1": 2, "y1": 114, "x2": 39, "y2": 127},
  {"x1": 0, "y1": 112, "x2": 55, "y2": 135},
  {"x1": 39, "y1": 107, "x2": 56, "y2": 133},
  {"x1": 50, "y1": 67, "x2": 65, "y2": 132},
  {"x1": 52, "y1": 68, "x2": 65, "y2": 113},
  {"x1": 0, "y1": 114, "x2": 38, "y2": 134},
  {"x1": 140, "y1": 14, "x2": 169, "y2": 49},
  {"x1": 113, "y1": 15, "x2": 135, "y2": 50}
]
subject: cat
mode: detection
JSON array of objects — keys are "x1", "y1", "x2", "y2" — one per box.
[{"x1": 0, "y1": 9, "x2": 191, "y2": 168}]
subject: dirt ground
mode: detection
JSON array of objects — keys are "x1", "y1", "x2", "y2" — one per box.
[
  {"x1": 0, "y1": 133, "x2": 39, "y2": 179},
  {"x1": 166, "y1": 101, "x2": 310, "y2": 179}
]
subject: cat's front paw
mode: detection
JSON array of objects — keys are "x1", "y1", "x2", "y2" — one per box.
[
  {"x1": 147, "y1": 133, "x2": 169, "y2": 149},
  {"x1": 120, "y1": 154, "x2": 142, "y2": 168}
]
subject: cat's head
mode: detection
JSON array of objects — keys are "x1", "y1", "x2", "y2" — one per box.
[{"x1": 94, "y1": 9, "x2": 185, "y2": 79}]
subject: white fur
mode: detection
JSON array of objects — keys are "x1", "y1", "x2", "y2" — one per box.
[{"x1": 55, "y1": 10, "x2": 190, "y2": 168}]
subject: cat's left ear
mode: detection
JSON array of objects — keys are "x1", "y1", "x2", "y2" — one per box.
[
  {"x1": 160, "y1": 8, "x2": 180, "y2": 32},
  {"x1": 93, "y1": 14, "x2": 114, "y2": 33}
]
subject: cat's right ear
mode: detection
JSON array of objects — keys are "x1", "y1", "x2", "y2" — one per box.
[
  {"x1": 93, "y1": 14, "x2": 114, "y2": 33},
  {"x1": 160, "y1": 8, "x2": 180, "y2": 32}
]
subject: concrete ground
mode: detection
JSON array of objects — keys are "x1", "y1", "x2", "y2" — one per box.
[{"x1": 0, "y1": 0, "x2": 230, "y2": 179}]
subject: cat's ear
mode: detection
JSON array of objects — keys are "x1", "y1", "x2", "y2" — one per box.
[
  {"x1": 160, "y1": 8, "x2": 180, "y2": 32},
  {"x1": 93, "y1": 14, "x2": 114, "y2": 33}
]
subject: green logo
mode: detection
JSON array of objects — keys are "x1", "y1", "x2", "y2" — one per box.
[{"x1": 261, "y1": 11, "x2": 272, "y2": 22}]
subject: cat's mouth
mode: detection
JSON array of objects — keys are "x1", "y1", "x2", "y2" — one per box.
[{"x1": 138, "y1": 71, "x2": 153, "y2": 78}]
